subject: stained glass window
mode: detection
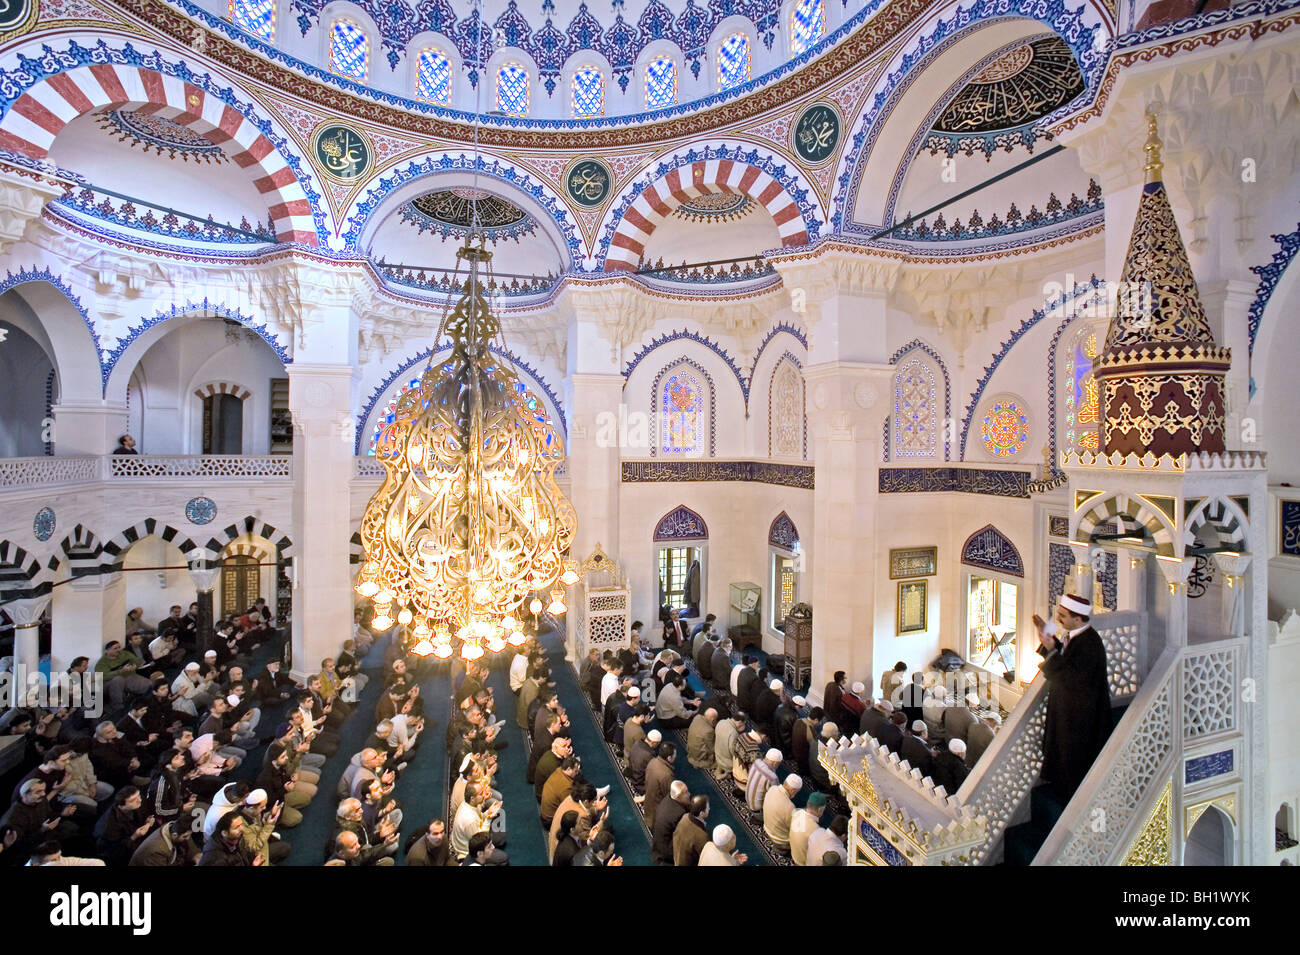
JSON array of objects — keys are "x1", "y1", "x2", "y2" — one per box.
[
  {"x1": 329, "y1": 19, "x2": 369, "y2": 82},
  {"x1": 1064, "y1": 328, "x2": 1102, "y2": 453},
  {"x1": 981, "y1": 400, "x2": 1029, "y2": 457},
  {"x1": 416, "y1": 48, "x2": 452, "y2": 105},
  {"x1": 893, "y1": 356, "x2": 937, "y2": 457},
  {"x1": 368, "y1": 376, "x2": 422, "y2": 455},
  {"x1": 229, "y1": 0, "x2": 275, "y2": 41},
  {"x1": 717, "y1": 33, "x2": 751, "y2": 91},
  {"x1": 496, "y1": 62, "x2": 529, "y2": 117},
  {"x1": 661, "y1": 368, "x2": 704, "y2": 455},
  {"x1": 571, "y1": 66, "x2": 604, "y2": 118},
  {"x1": 645, "y1": 56, "x2": 677, "y2": 109},
  {"x1": 770, "y1": 360, "x2": 802, "y2": 457},
  {"x1": 790, "y1": 0, "x2": 825, "y2": 55}
]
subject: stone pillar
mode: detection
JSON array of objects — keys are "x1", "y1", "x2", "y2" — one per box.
[
  {"x1": 189, "y1": 566, "x2": 219, "y2": 655},
  {"x1": 1117, "y1": 552, "x2": 1147, "y2": 614},
  {"x1": 1199, "y1": 281, "x2": 1255, "y2": 450},
  {"x1": 1155, "y1": 555, "x2": 1195, "y2": 650},
  {"x1": 5, "y1": 595, "x2": 51, "y2": 671},
  {"x1": 52, "y1": 574, "x2": 125, "y2": 671},
  {"x1": 50, "y1": 400, "x2": 129, "y2": 456},
  {"x1": 288, "y1": 363, "x2": 356, "y2": 679}
]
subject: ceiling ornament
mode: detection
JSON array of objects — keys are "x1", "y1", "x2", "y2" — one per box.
[
  {"x1": 673, "y1": 192, "x2": 753, "y2": 222},
  {"x1": 96, "y1": 109, "x2": 228, "y2": 163},
  {"x1": 402, "y1": 188, "x2": 536, "y2": 242},
  {"x1": 932, "y1": 37, "x2": 1085, "y2": 135}
]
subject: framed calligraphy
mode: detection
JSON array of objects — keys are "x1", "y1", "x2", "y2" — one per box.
[
  {"x1": 897, "y1": 580, "x2": 927, "y2": 634},
  {"x1": 312, "y1": 124, "x2": 372, "y2": 183},
  {"x1": 1280, "y1": 499, "x2": 1300, "y2": 558},
  {"x1": 790, "y1": 102, "x2": 841, "y2": 167},
  {"x1": 889, "y1": 546, "x2": 937, "y2": 579},
  {"x1": 565, "y1": 158, "x2": 612, "y2": 207}
]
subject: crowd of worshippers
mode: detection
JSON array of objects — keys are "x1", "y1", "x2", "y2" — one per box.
[
  {"x1": 574, "y1": 617, "x2": 852, "y2": 865},
  {"x1": 0, "y1": 598, "x2": 384, "y2": 867}
]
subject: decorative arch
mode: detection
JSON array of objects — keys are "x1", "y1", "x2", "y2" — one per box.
[
  {"x1": 606, "y1": 154, "x2": 813, "y2": 270},
  {"x1": 651, "y1": 358, "x2": 715, "y2": 457},
  {"x1": 749, "y1": 321, "x2": 808, "y2": 380},
  {"x1": 57, "y1": 524, "x2": 103, "y2": 579},
  {"x1": 0, "y1": 269, "x2": 100, "y2": 401},
  {"x1": 768, "y1": 511, "x2": 799, "y2": 550},
  {"x1": 0, "y1": 539, "x2": 54, "y2": 598},
  {"x1": 349, "y1": 530, "x2": 365, "y2": 570},
  {"x1": 654, "y1": 505, "x2": 708, "y2": 542},
  {"x1": 889, "y1": 338, "x2": 952, "y2": 461},
  {"x1": 1183, "y1": 497, "x2": 1249, "y2": 552},
  {"x1": 193, "y1": 382, "x2": 253, "y2": 402},
  {"x1": 961, "y1": 524, "x2": 1024, "y2": 577},
  {"x1": 767, "y1": 353, "x2": 805, "y2": 459},
  {"x1": 103, "y1": 301, "x2": 290, "y2": 400},
  {"x1": 356, "y1": 341, "x2": 566, "y2": 454},
  {"x1": 201, "y1": 516, "x2": 294, "y2": 563},
  {"x1": 101, "y1": 519, "x2": 200, "y2": 571},
  {"x1": 623, "y1": 328, "x2": 747, "y2": 405},
  {"x1": 1073, "y1": 494, "x2": 1177, "y2": 558},
  {"x1": 1248, "y1": 220, "x2": 1300, "y2": 380},
  {"x1": 598, "y1": 142, "x2": 823, "y2": 271},
  {"x1": 0, "y1": 53, "x2": 324, "y2": 244}
]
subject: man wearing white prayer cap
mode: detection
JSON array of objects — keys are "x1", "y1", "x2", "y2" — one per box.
[
  {"x1": 1032, "y1": 592, "x2": 1111, "y2": 801},
  {"x1": 698, "y1": 824, "x2": 748, "y2": 866},
  {"x1": 746, "y1": 747, "x2": 782, "y2": 813},
  {"x1": 762, "y1": 772, "x2": 803, "y2": 850}
]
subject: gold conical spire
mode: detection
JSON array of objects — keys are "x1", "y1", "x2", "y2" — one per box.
[{"x1": 1143, "y1": 110, "x2": 1163, "y2": 185}]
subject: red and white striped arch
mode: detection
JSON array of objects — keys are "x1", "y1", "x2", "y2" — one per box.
[
  {"x1": 606, "y1": 159, "x2": 810, "y2": 271},
  {"x1": 0, "y1": 65, "x2": 318, "y2": 245}
]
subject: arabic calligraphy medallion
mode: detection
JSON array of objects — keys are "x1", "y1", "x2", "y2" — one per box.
[
  {"x1": 791, "y1": 102, "x2": 841, "y2": 167},
  {"x1": 312, "y1": 124, "x2": 372, "y2": 183},
  {"x1": 565, "y1": 159, "x2": 611, "y2": 207}
]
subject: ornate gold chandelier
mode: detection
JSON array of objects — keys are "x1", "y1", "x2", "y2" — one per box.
[{"x1": 355, "y1": 240, "x2": 579, "y2": 660}]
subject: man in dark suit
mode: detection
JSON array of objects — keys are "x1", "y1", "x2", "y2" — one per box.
[
  {"x1": 875, "y1": 711, "x2": 906, "y2": 756},
  {"x1": 1033, "y1": 593, "x2": 1112, "y2": 802},
  {"x1": 899, "y1": 672, "x2": 926, "y2": 726},
  {"x1": 752, "y1": 678, "x2": 782, "y2": 734},
  {"x1": 858, "y1": 699, "x2": 891, "y2": 739},
  {"x1": 736, "y1": 657, "x2": 760, "y2": 713},
  {"x1": 694, "y1": 632, "x2": 717, "y2": 684},
  {"x1": 710, "y1": 639, "x2": 734, "y2": 694},
  {"x1": 901, "y1": 721, "x2": 936, "y2": 779},
  {"x1": 932, "y1": 738, "x2": 970, "y2": 794},
  {"x1": 822, "y1": 671, "x2": 846, "y2": 728},
  {"x1": 664, "y1": 610, "x2": 689, "y2": 649}
]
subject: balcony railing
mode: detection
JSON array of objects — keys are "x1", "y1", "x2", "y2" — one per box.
[{"x1": 0, "y1": 455, "x2": 292, "y2": 488}]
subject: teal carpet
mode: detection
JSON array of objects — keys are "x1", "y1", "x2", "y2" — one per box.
[{"x1": 482, "y1": 657, "x2": 549, "y2": 866}]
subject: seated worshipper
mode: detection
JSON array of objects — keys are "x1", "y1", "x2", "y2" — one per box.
[
  {"x1": 171, "y1": 662, "x2": 217, "y2": 717},
  {"x1": 202, "y1": 780, "x2": 250, "y2": 838},
  {"x1": 773, "y1": 689, "x2": 799, "y2": 755},
  {"x1": 0, "y1": 778, "x2": 81, "y2": 860},
  {"x1": 335, "y1": 640, "x2": 368, "y2": 695},
  {"x1": 326, "y1": 829, "x2": 392, "y2": 867},
  {"x1": 256, "y1": 746, "x2": 313, "y2": 828},
  {"x1": 528, "y1": 709, "x2": 568, "y2": 785},
  {"x1": 147, "y1": 630, "x2": 185, "y2": 669},
  {"x1": 690, "y1": 613, "x2": 717, "y2": 639},
  {"x1": 580, "y1": 650, "x2": 605, "y2": 709},
  {"x1": 941, "y1": 692, "x2": 980, "y2": 744},
  {"x1": 516, "y1": 665, "x2": 545, "y2": 729},
  {"x1": 643, "y1": 741, "x2": 678, "y2": 824},
  {"x1": 360, "y1": 778, "x2": 403, "y2": 842},
  {"x1": 547, "y1": 781, "x2": 607, "y2": 863},
  {"x1": 752, "y1": 677, "x2": 782, "y2": 734},
  {"x1": 200, "y1": 811, "x2": 261, "y2": 866},
  {"x1": 306, "y1": 672, "x2": 349, "y2": 731},
  {"x1": 763, "y1": 773, "x2": 803, "y2": 851},
  {"x1": 238, "y1": 789, "x2": 289, "y2": 865},
  {"x1": 734, "y1": 656, "x2": 761, "y2": 713},
  {"x1": 789, "y1": 791, "x2": 826, "y2": 865},
  {"x1": 654, "y1": 672, "x2": 698, "y2": 729},
  {"x1": 294, "y1": 690, "x2": 340, "y2": 757},
  {"x1": 808, "y1": 723, "x2": 839, "y2": 792},
  {"x1": 530, "y1": 686, "x2": 562, "y2": 743},
  {"x1": 860, "y1": 698, "x2": 891, "y2": 739},
  {"x1": 791, "y1": 705, "x2": 823, "y2": 776},
  {"x1": 405, "y1": 818, "x2": 452, "y2": 866},
  {"x1": 627, "y1": 728, "x2": 661, "y2": 795},
  {"x1": 60, "y1": 737, "x2": 115, "y2": 812},
  {"x1": 125, "y1": 607, "x2": 155, "y2": 639},
  {"x1": 686, "y1": 708, "x2": 718, "y2": 770},
  {"x1": 699, "y1": 824, "x2": 748, "y2": 866},
  {"x1": 516, "y1": 644, "x2": 543, "y2": 693},
  {"x1": 452, "y1": 783, "x2": 507, "y2": 864},
  {"x1": 900, "y1": 672, "x2": 927, "y2": 725},
  {"x1": 94, "y1": 785, "x2": 156, "y2": 867},
  {"x1": 922, "y1": 684, "x2": 950, "y2": 742},
  {"x1": 710, "y1": 638, "x2": 734, "y2": 693},
  {"x1": 902, "y1": 721, "x2": 937, "y2": 779},
  {"x1": 746, "y1": 748, "x2": 782, "y2": 814},
  {"x1": 129, "y1": 816, "x2": 201, "y2": 866},
  {"x1": 14, "y1": 747, "x2": 87, "y2": 825},
  {"x1": 96, "y1": 640, "x2": 153, "y2": 710},
  {"x1": 841, "y1": 682, "x2": 868, "y2": 725},
  {"x1": 90, "y1": 721, "x2": 149, "y2": 789},
  {"x1": 731, "y1": 727, "x2": 765, "y2": 791},
  {"x1": 333, "y1": 797, "x2": 397, "y2": 864},
  {"x1": 663, "y1": 608, "x2": 688, "y2": 648},
  {"x1": 823, "y1": 671, "x2": 847, "y2": 727},
  {"x1": 807, "y1": 815, "x2": 849, "y2": 866},
  {"x1": 615, "y1": 686, "x2": 642, "y2": 754},
  {"x1": 317, "y1": 657, "x2": 356, "y2": 714},
  {"x1": 600, "y1": 657, "x2": 624, "y2": 708},
  {"x1": 932, "y1": 738, "x2": 971, "y2": 795},
  {"x1": 622, "y1": 703, "x2": 651, "y2": 757},
  {"x1": 881, "y1": 661, "x2": 908, "y2": 704},
  {"x1": 351, "y1": 608, "x2": 375, "y2": 658},
  {"x1": 602, "y1": 677, "x2": 632, "y2": 743},
  {"x1": 574, "y1": 828, "x2": 623, "y2": 867},
  {"x1": 693, "y1": 630, "x2": 717, "y2": 684},
  {"x1": 540, "y1": 756, "x2": 583, "y2": 829},
  {"x1": 877, "y1": 710, "x2": 907, "y2": 755},
  {"x1": 651, "y1": 779, "x2": 692, "y2": 865},
  {"x1": 533, "y1": 735, "x2": 574, "y2": 803},
  {"x1": 713, "y1": 710, "x2": 745, "y2": 782},
  {"x1": 965, "y1": 710, "x2": 1001, "y2": 767},
  {"x1": 551, "y1": 810, "x2": 586, "y2": 867},
  {"x1": 147, "y1": 747, "x2": 199, "y2": 828},
  {"x1": 672, "y1": 795, "x2": 711, "y2": 867}
]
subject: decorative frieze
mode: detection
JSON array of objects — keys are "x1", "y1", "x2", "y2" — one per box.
[
  {"x1": 878, "y1": 467, "x2": 1030, "y2": 498},
  {"x1": 621, "y1": 459, "x2": 814, "y2": 488}
]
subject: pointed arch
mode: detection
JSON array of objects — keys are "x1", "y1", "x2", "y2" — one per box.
[
  {"x1": 651, "y1": 359, "x2": 714, "y2": 457},
  {"x1": 654, "y1": 505, "x2": 708, "y2": 542},
  {"x1": 1073, "y1": 494, "x2": 1177, "y2": 559},
  {"x1": 768, "y1": 511, "x2": 799, "y2": 550},
  {"x1": 768, "y1": 353, "x2": 805, "y2": 459},
  {"x1": 961, "y1": 524, "x2": 1024, "y2": 577},
  {"x1": 101, "y1": 520, "x2": 200, "y2": 572}
]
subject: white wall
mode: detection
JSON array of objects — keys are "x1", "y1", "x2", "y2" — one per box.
[{"x1": 122, "y1": 536, "x2": 197, "y2": 631}]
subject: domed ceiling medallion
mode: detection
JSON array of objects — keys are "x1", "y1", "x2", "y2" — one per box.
[
  {"x1": 402, "y1": 188, "x2": 535, "y2": 241},
  {"x1": 791, "y1": 101, "x2": 842, "y2": 166},
  {"x1": 674, "y1": 193, "x2": 753, "y2": 223},
  {"x1": 97, "y1": 110, "x2": 227, "y2": 163},
  {"x1": 566, "y1": 159, "x2": 613, "y2": 207},
  {"x1": 312, "y1": 124, "x2": 372, "y2": 182},
  {"x1": 933, "y1": 37, "x2": 1084, "y2": 135}
]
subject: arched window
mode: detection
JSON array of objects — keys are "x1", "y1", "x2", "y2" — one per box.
[
  {"x1": 1063, "y1": 324, "x2": 1103, "y2": 454},
  {"x1": 661, "y1": 367, "x2": 706, "y2": 455},
  {"x1": 329, "y1": 19, "x2": 369, "y2": 82},
  {"x1": 496, "y1": 62, "x2": 530, "y2": 117},
  {"x1": 769, "y1": 359, "x2": 803, "y2": 458},
  {"x1": 229, "y1": 0, "x2": 275, "y2": 41},
  {"x1": 415, "y1": 48, "x2": 452, "y2": 105},
  {"x1": 893, "y1": 356, "x2": 937, "y2": 458},
  {"x1": 717, "y1": 33, "x2": 751, "y2": 91},
  {"x1": 645, "y1": 56, "x2": 678, "y2": 109},
  {"x1": 368, "y1": 375, "x2": 422, "y2": 455},
  {"x1": 790, "y1": 0, "x2": 826, "y2": 55},
  {"x1": 571, "y1": 66, "x2": 605, "y2": 118}
]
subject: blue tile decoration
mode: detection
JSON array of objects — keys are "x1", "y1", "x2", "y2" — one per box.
[
  {"x1": 879, "y1": 467, "x2": 1030, "y2": 499},
  {"x1": 99, "y1": 109, "x2": 229, "y2": 163},
  {"x1": 859, "y1": 818, "x2": 909, "y2": 866},
  {"x1": 1185, "y1": 749, "x2": 1233, "y2": 785},
  {"x1": 1281, "y1": 500, "x2": 1300, "y2": 558},
  {"x1": 921, "y1": 119, "x2": 1044, "y2": 160},
  {"x1": 653, "y1": 504, "x2": 708, "y2": 541},
  {"x1": 1248, "y1": 220, "x2": 1300, "y2": 369},
  {"x1": 33, "y1": 507, "x2": 55, "y2": 542},
  {"x1": 768, "y1": 511, "x2": 799, "y2": 549},
  {"x1": 185, "y1": 497, "x2": 218, "y2": 525},
  {"x1": 1047, "y1": 541, "x2": 1073, "y2": 609},
  {"x1": 891, "y1": 182, "x2": 1102, "y2": 242},
  {"x1": 961, "y1": 524, "x2": 1024, "y2": 577},
  {"x1": 624, "y1": 328, "x2": 748, "y2": 403},
  {"x1": 622, "y1": 460, "x2": 813, "y2": 489},
  {"x1": 355, "y1": 341, "x2": 566, "y2": 454},
  {"x1": 889, "y1": 339, "x2": 952, "y2": 461},
  {"x1": 51, "y1": 188, "x2": 275, "y2": 244},
  {"x1": 1096, "y1": 550, "x2": 1117, "y2": 610}
]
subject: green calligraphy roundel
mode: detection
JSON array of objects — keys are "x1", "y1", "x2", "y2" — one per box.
[
  {"x1": 313, "y1": 124, "x2": 371, "y2": 182},
  {"x1": 566, "y1": 159, "x2": 612, "y2": 207},
  {"x1": 791, "y1": 103, "x2": 841, "y2": 167}
]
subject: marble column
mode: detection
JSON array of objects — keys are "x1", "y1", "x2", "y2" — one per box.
[
  {"x1": 52, "y1": 573, "x2": 125, "y2": 670},
  {"x1": 189, "y1": 566, "x2": 219, "y2": 655},
  {"x1": 5, "y1": 595, "x2": 52, "y2": 671}
]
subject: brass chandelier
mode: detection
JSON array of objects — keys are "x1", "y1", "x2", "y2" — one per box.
[{"x1": 355, "y1": 239, "x2": 579, "y2": 660}]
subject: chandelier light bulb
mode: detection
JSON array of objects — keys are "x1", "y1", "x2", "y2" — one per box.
[
  {"x1": 461, "y1": 641, "x2": 484, "y2": 661},
  {"x1": 486, "y1": 633, "x2": 506, "y2": 653},
  {"x1": 547, "y1": 590, "x2": 566, "y2": 614},
  {"x1": 374, "y1": 590, "x2": 393, "y2": 606},
  {"x1": 355, "y1": 580, "x2": 379, "y2": 598},
  {"x1": 560, "y1": 568, "x2": 579, "y2": 586},
  {"x1": 397, "y1": 607, "x2": 414, "y2": 626},
  {"x1": 500, "y1": 615, "x2": 517, "y2": 631},
  {"x1": 529, "y1": 597, "x2": 543, "y2": 615},
  {"x1": 371, "y1": 614, "x2": 394, "y2": 632},
  {"x1": 432, "y1": 639, "x2": 453, "y2": 659},
  {"x1": 507, "y1": 629, "x2": 526, "y2": 646},
  {"x1": 411, "y1": 636, "x2": 435, "y2": 657}
]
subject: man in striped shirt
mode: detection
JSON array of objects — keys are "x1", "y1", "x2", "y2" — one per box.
[{"x1": 746, "y1": 748, "x2": 782, "y2": 814}]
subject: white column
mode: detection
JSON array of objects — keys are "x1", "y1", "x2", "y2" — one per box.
[
  {"x1": 5, "y1": 595, "x2": 52, "y2": 670},
  {"x1": 50, "y1": 400, "x2": 129, "y2": 456},
  {"x1": 52, "y1": 574, "x2": 125, "y2": 670}
]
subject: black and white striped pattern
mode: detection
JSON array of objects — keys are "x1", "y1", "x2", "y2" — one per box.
[
  {"x1": 200, "y1": 516, "x2": 294, "y2": 571},
  {"x1": 0, "y1": 539, "x2": 54, "y2": 598},
  {"x1": 1075, "y1": 493, "x2": 1175, "y2": 557},
  {"x1": 58, "y1": 524, "x2": 103, "y2": 579},
  {"x1": 1184, "y1": 497, "x2": 1248, "y2": 551},
  {"x1": 102, "y1": 519, "x2": 200, "y2": 572}
]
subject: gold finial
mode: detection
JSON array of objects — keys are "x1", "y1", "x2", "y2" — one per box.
[{"x1": 1143, "y1": 111, "x2": 1163, "y2": 185}]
